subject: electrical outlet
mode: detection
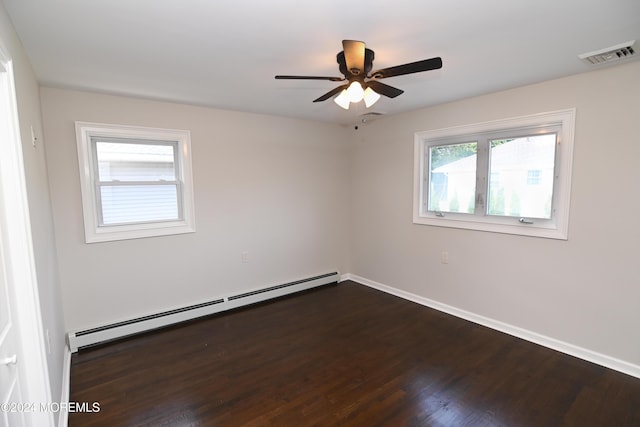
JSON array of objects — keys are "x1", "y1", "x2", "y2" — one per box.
[
  {"x1": 241, "y1": 252, "x2": 249, "y2": 263},
  {"x1": 441, "y1": 251, "x2": 449, "y2": 264}
]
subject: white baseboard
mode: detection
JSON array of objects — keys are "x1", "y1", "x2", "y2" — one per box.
[
  {"x1": 58, "y1": 344, "x2": 72, "y2": 427},
  {"x1": 343, "y1": 273, "x2": 640, "y2": 379}
]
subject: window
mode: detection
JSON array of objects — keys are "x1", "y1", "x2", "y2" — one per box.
[
  {"x1": 76, "y1": 122, "x2": 196, "y2": 243},
  {"x1": 413, "y1": 109, "x2": 575, "y2": 239}
]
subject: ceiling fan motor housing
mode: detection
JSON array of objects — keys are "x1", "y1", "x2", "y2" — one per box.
[{"x1": 337, "y1": 48, "x2": 375, "y2": 80}]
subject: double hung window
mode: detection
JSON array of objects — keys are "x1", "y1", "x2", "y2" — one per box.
[{"x1": 76, "y1": 122, "x2": 196, "y2": 243}]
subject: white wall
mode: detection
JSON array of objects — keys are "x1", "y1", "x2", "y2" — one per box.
[
  {"x1": 40, "y1": 88, "x2": 351, "y2": 331},
  {"x1": 349, "y1": 60, "x2": 640, "y2": 367},
  {"x1": 0, "y1": 1, "x2": 66, "y2": 407}
]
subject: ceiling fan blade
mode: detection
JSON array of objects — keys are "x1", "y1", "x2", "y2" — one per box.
[
  {"x1": 313, "y1": 84, "x2": 349, "y2": 103},
  {"x1": 342, "y1": 40, "x2": 366, "y2": 76},
  {"x1": 366, "y1": 80, "x2": 404, "y2": 98},
  {"x1": 275, "y1": 75, "x2": 344, "y2": 82},
  {"x1": 369, "y1": 57, "x2": 443, "y2": 79}
]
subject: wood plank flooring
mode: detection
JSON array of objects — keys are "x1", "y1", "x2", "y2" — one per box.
[{"x1": 69, "y1": 281, "x2": 640, "y2": 426}]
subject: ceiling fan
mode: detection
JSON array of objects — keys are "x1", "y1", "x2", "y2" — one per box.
[{"x1": 275, "y1": 40, "x2": 443, "y2": 110}]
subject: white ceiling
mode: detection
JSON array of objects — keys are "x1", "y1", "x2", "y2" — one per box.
[{"x1": 3, "y1": 0, "x2": 640, "y2": 125}]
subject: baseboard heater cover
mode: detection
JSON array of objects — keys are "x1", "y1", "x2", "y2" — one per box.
[{"x1": 67, "y1": 272, "x2": 338, "y2": 352}]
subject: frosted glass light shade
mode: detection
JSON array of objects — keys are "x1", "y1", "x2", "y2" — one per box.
[
  {"x1": 334, "y1": 89, "x2": 350, "y2": 109},
  {"x1": 363, "y1": 87, "x2": 381, "y2": 108},
  {"x1": 346, "y1": 81, "x2": 364, "y2": 102}
]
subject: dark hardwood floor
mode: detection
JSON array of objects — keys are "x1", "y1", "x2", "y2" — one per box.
[{"x1": 69, "y1": 281, "x2": 640, "y2": 426}]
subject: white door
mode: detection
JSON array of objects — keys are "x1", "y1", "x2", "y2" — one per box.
[
  {"x1": 0, "y1": 50, "x2": 26, "y2": 427},
  {"x1": 0, "y1": 42, "x2": 54, "y2": 427},
  {"x1": 0, "y1": 226, "x2": 25, "y2": 427}
]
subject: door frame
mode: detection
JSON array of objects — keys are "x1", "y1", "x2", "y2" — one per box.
[{"x1": 0, "y1": 40, "x2": 55, "y2": 427}]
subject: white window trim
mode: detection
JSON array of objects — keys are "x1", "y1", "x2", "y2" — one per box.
[
  {"x1": 413, "y1": 109, "x2": 575, "y2": 240},
  {"x1": 75, "y1": 122, "x2": 196, "y2": 243}
]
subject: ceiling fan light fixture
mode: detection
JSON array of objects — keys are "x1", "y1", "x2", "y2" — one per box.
[
  {"x1": 334, "y1": 89, "x2": 350, "y2": 109},
  {"x1": 363, "y1": 87, "x2": 381, "y2": 108},
  {"x1": 346, "y1": 81, "x2": 365, "y2": 103},
  {"x1": 276, "y1": 40, "x2": 443, "y2": 109}
]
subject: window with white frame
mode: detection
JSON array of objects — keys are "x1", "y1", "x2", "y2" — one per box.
[
  {"x1": 76, "y1": 122, "x2": 196, "y2": 243},
  {"x1": 413, "y1": 109, "x2": 575, "y2": 239}
]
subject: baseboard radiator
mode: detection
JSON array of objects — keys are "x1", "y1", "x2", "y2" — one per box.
[{"x1": 67, "y1": 272, "x2": 338, "y2": 352}]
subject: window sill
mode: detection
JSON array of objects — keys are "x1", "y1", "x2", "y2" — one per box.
[
  {"x1": 413, "y1": 213, "x2": 568, "y2": 240},
  {"x1": 85, "y1": 220, "x2": 195, "y2": 243}
]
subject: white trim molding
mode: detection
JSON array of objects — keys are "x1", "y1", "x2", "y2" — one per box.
[
  {"x1": 0, "y1": 40, "x2": 55, "y2": 427},
  {"x1": 58, "y1": 345, "x2": 72, "y2": 427},
  {"x1": 343, "y1": 273, "x2": 640, "y2": 379},
  {"x1": 413, "y1": 109, "x2": 576, "y2": 240},
  {"x1": 75, "y1": 121, "x2": 196, "y2": 243}
]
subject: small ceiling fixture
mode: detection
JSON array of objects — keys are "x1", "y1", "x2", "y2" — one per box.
[{"x1": 275, "y1": 40, "x2": 443, "y2": 110}]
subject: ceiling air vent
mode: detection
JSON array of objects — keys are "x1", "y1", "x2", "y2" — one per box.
[
  {"x1": 359, "y1": 112, "x2": 384, "y2": 123},
  {"x1": 579, "y1": 40, "x2": 636, "y2": 65}
]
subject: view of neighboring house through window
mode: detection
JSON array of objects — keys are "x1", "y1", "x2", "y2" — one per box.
[
  {"x1": 429, "y1": 142, "x2": 477, "y2": 214},
  {"x1": 427, "y1": 134, "x2": 557, "y2": 219},
  {"x1": 95, "y1": 139, "x2": 181, "y2": 225},
  {"x1": 76, "y1": 122, "x2": 195, "y2": 243},
  {"x1": 414, "y1": 109, "x2": 575, "y2": 239},
  {"x1": 487, "y1": 134, "x2": 556, "y2": 219}
]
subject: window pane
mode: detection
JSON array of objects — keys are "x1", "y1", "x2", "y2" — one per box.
[
  {"x1": 100, "y1": 185, "x2": 179, "y2": 225},
  {"x1": 96, "y1": 141, "x2": 176, "y2": 181},
  {"x1": 488, "y1": 134, "x2": 556, "y2": 218},
  {"x1": 428, "y1": 142, "x2": 477, "y2": 213}
]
